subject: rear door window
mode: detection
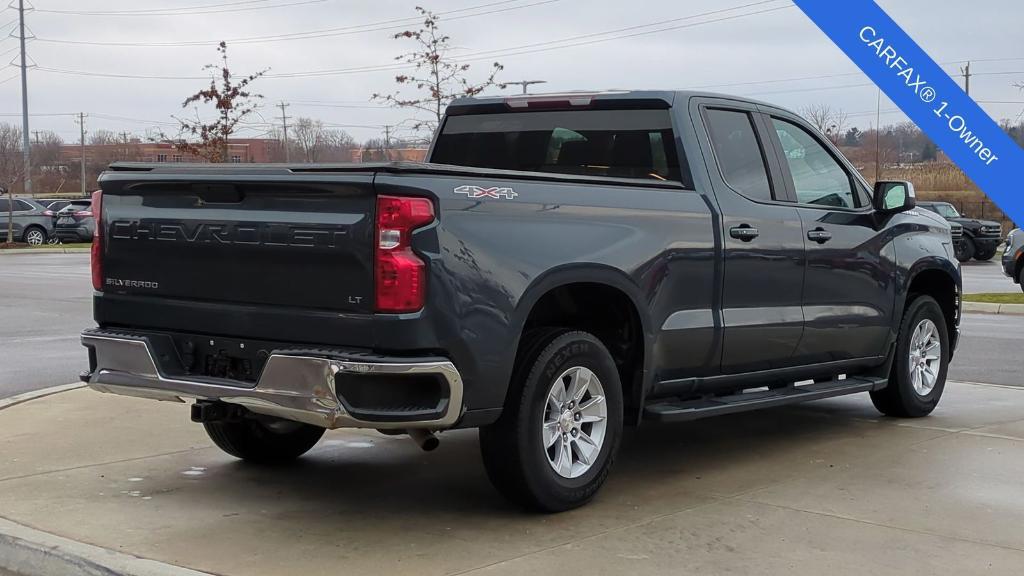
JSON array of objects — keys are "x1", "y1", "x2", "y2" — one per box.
[
  {"x1": 431, "y1": 109, "x2": 687, "y2": 185},
  {"x1": 703, "y1": 109, "x2": 774, "y2": 202}
]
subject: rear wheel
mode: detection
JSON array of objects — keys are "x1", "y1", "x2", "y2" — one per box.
[
  {"x1": 870, "y1": 295, "x2": 949, "y2": 417},
  {"x1": 974, "y1": 247, "x2": 996, "y2": 261},
  {"x1": 1019, "y1": 267, "x2": 1024, "y2": 294},
  {"x1": 204, "y1": 416, "x2": 325, "y2": 463},
  {"x1": 23, "y1": 226, "x2": 46, "y2": 246},
  {"x1": 955, "y1": 238, "x2": 975, "y2": 263},
  {"x1": 479, "y1": 330, "x2": 623, "y2": 512}
]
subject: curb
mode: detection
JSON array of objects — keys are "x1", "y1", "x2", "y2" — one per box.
[
  {"x1": 0, "y1": 383, "x2": 85, "y2": 411},
  {"x1": 0, "y1": 517, "x2": 211, "y2": 576},
  {"x1": 0, "y1": 248, "x2": 90, "y2": 255},
  {"x1": 962, "y1": 301, "x2": 1024, "y2": 316}
]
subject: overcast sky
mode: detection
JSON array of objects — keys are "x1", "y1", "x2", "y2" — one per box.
[{"x1": 1, "y1": 0, "x2": 1022, "y2": 144}]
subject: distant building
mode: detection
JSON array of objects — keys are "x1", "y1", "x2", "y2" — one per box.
[
  {"x1": 59, "y1": 138, "x2": 279, "y2": 168},
  {"x1": 352, "y1": 147, "x2": 428, "y2": 163}
]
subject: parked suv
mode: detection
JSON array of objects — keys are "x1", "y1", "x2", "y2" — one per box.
[
  {"x1": 81, "y1": 91, "x2": 961, "y2": 511},
  {"x1": 1, "y1": 197, "x2": 55, "y2": 245},
  {"x1": 54, "y1": 199, "x2": 96, "y2": 243},
  {"x1": 918, "y1": 201, "x2": 1002, "y2": 262},
  {"x1": 1003, "y1": 228, "x2": 1023, "y2": 292}
]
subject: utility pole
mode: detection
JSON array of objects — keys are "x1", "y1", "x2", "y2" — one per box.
[
  {"x1": 503, "y1": 80, "x2": 547, "y2": 94},
  {"x1": 383, "y1": 125, "x2": 392, "y2": 161},
  {"x1": 277, "y1": 101, "x2": 290, "y2": 162},
  {"x1": 76, "y1": 113, "x2": 87, "y2": 196},
  {"x1": 18, "y1": 0, "x2": 31, "y2": 194},
  {"x1": 960, "y1": 61, "x2": 971, "y2": 95},
  {"x1": 874, "y1": 89, "x2": 881, "y2": 182}
]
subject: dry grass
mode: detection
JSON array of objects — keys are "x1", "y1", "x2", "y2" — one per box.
[{"x1": 853, "y1": 162, "x2": 1017, "y2": 231}]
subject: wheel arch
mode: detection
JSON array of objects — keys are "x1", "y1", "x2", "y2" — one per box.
[
  {"x1": 22, "y1": 224, "x2": 47, "y2": 243},
  {"x1": 507, "y1": 264, "x2": 654, "y2": 425},
  {"x1": 899, "y1": 259, "x2": 960, "y2": 354}
]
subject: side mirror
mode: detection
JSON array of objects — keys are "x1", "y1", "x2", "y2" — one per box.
[{"x1": 873, "y1": 180, "x2": 916, "y2": 214}]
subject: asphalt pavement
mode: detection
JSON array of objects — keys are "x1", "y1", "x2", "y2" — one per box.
[
  {"x1": 959, "y1": 257, "x2": 1019, "y2": 294},
  {"x1": 0, "y1": 253, "x2": 93, "y2": 398},
  {"x1": 0, "y1": 252, "x2": 1020, "y2": 399}
]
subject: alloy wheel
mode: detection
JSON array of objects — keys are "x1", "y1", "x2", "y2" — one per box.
[
  {"x1": 908, "y1": 318, "x2": 941, "y2": 396},
  {"x1": 542, "y1": 366, "x2": 607, "y2": 479}
]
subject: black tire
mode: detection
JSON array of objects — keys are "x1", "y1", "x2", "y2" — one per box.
[
  {"x1": 870, "y1": 295, "x2": 949, "y2": 417},
  {"x1": 973, "y1": 247, "x2": 996, "y2": 261},
  {"x1": 22, "y1": 226, "x2": 47, "y2": 246},
  {"x1": 203, "y1": 416, "x2": 325, "y2": 463},
  {"x1": 1019, "y1": 267, "x2": 1024, "y2": 294},
  {"x1": 955, "y1": 238, "x2": 975, "y2": 263},
  {"x1": 479, "y1": 330, "x2": 623, "y2": 512}
]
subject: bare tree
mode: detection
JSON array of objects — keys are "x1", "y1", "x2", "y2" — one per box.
[
  {"x1": 288, "y1": 118, "x2": 357, "y2": 163},
  {"x1": 801, "y1": 103, "x2": 833, "y2": 134},
  {"x1": 372, "y1": 7, "x2": 502, "y2": 134},
  {"x1": 160, "y1": 42, "x2": 267, "y2": 162},
  {"x1": 800, "y1": 103, "x2": 848, "y2": 145},
  {"x1": 829, "y1": 109, "x2": 849, "y2": 146},
  {"x1": 0, "y1": 123, "x2": 25, "y2": 243},
  {"x1": 89, "y1": 130, "x2": 120, "y2": 146}
]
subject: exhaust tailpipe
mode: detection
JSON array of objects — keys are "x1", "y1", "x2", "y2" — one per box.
[{"x1": 407, "y1": 429, "x2": 439, "y2": 451}]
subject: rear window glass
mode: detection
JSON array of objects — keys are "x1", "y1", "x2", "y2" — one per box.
[{"x1": 431, "y1": 109, "x2": 688, "y2": 186}]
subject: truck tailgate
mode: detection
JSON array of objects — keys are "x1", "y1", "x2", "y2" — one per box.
[{"x1": 99, "y1": 171, "x2": 376, "y2": 314}]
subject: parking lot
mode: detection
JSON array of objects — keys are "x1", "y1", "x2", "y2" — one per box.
[{"x1": 1, "y1": 250, "x2": 1022, "y2": 576}]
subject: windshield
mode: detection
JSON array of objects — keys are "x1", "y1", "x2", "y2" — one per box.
[
  {"x1": 934, "y1": 203, "x2": 961, "y2": 218},
  {"x1": 431, "y1": 109, "x2": 689, "y2": 185}
]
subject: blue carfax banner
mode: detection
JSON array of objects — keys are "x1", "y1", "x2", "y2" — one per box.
[{"x1": 793, "y1": 0, "x2": 1023, "y2": 225}]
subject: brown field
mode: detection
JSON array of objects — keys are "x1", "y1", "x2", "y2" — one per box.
[{"x1": 854, "y1": 162, "x2": 1016, "y2": 231}]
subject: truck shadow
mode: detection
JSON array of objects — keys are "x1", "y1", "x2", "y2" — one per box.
[{"x1": 169, "y1": 395, "x2": 892, "y2": 520}]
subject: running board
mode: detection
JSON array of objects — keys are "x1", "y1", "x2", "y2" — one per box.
[{"x1": 643, "y1": 376, "x2": 888, "y2": 423}]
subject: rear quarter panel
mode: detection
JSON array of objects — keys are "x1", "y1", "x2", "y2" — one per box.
[{"x1": 374, "y1": 172, "x2": 717, "y2": 412}]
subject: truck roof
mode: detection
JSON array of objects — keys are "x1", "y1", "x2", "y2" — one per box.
[{"x1": 448, "y1": 90, "x2": 780, "y2": 113}]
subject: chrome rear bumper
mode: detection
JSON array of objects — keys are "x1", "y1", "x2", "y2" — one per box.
[{"x1": 81, "y1": 330, "x2": 463, "y2": 430}]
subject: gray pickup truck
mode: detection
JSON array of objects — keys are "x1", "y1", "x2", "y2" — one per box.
[{"x1": 81, "y1": 91, "x2": 960, "y2": 511}]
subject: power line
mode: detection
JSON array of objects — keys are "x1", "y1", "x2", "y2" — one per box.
[
  {"x1": 34, "y1": 0, "x2": 329, "y2": 17},
  {"x1": 32, "y1": 0, "x2": 557, "y2": 47},
  {"x1": 33, "y1": 1, "x2": 793, "y2": 80},
  {"x1": 34, "y1": 0, "x2": 277, "y2": 15}
]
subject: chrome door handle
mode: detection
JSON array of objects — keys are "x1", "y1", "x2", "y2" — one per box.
[
  {"x1": 807, "y1": 228, "x2": 833, "y2": 244},
  {"x1": 729, "y1": 225, "x2": 759, "y2": 242}
]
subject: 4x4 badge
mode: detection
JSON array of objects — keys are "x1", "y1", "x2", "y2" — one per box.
[{"x1": 454, "y1": 185, "x2": 518, "y2": 199}]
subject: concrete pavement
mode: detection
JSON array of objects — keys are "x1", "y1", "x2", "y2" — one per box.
[{"x1": 3, "y1": 383, "x2": 1024, "y2": 575}]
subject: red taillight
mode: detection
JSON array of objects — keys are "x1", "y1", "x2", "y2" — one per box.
[
  {"x1": 43, "y1": 209, "x2": 54, "y2": 217},
  {"x1": 74, "y1": 210, "x2": 93, "y2": 217},
  {"x1": 374, "y1": 195, "x2": 434, "y2": 313},
  {"x1": 91, "y1": 190, "x2": 103, "y2": 291}
]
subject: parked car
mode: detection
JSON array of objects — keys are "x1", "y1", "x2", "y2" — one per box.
[
  {"x1": 42, "y1": 197, "x2": 88, "y2": 214},
  {"x1": 0, "y1": 197, "x2": 56, "y2": 245},
  {"x1": 54, "y1": 199, "x2": 95, "y2": 243},
  {"x1": 81, "y1": 90, "x2": 961, "y2": 511},
  {"x1": 1002, "y1": 228, "x2": 1023, "y2": 292},
  {"x1": 917, "y1": 201, "x2": 1002, "y2": 262}
]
